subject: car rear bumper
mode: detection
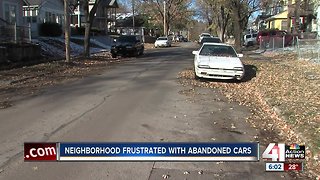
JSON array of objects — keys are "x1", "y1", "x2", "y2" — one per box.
[
  {"x1": 195, "y1": 67, "x2": 244, "y2": 80},
  {"x1": 111, "y1": 47, "x2": 137, "y2": 55},
  {"x1": 155, "y1": 43, "x2": 170, "y2": 47}
]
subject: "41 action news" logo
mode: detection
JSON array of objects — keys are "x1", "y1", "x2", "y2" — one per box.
[{"x1": 262, "y1": 143, "x2": 305, "y2": 162}]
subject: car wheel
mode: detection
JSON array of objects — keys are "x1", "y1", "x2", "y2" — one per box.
[
  {"x1": 134, "y1": 51, "x2": 139, "y2": 57},
  {"x1": 111, "y1": 53, "x2": 117, "y2": 58}
]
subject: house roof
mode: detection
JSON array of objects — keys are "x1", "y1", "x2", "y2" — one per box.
[
  {"x1": 99, "y1": 0, "x2": 119, "y2": 8},
  {"x1": 24, "y1": 0, "x2": 65, "y2": 6},
  {"x1": 265, "y1": 10, "x2": 288, "y2": 22},
  {"x1": 24, "y1": 0, "x2": 42, "y2": 5}
]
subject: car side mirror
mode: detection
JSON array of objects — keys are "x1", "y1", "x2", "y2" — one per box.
[
  {"x1": 192, "y1": 51, "x2": 199, "y2": 55},
  {"x1": 237, "y1": 54, "x2": 243, "y2": 58}
]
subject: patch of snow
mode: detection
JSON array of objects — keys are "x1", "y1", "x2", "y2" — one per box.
[{"x1": 33, "y1": 36, "x2": 111, "y2": 58}]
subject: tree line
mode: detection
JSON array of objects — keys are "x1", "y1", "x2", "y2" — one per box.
[{"x1": 62, "y1": 0, "x2": 316, "y2": 61}]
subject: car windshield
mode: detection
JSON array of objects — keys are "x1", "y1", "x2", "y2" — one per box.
[
  {"x1": 157, "y1": 37, "x2": 168, "y2": 40},
  {"x1": 199, "y1": 44, "x2": 237, "y2": 57},
  {"x1": 201, "y1": 38, "x2": 221, "y2": 43},
  {"x1": 117, "y1": 36, "x2": 136, "y2": 43}
]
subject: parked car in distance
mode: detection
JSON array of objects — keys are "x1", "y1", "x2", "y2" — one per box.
[
  {"x1": 243, "y1": 33, "x2": 257, "y2": 47},
  {"x1": 174, "y1": 35, "x2": 188, "y2": 42},
  {"x1": 111, "y1": 35, "x2": 144, "y2": 58},
  {"x1": 199, "y1": 33, "x2": 212, "y2": 42},
  {"x1": 200, "y1": 37, "x2": 222, "y2": 44},
  {"x1": 256, "y1": 30, "x2": 293, "y2": 46},
  {"x1": 154, "y1": 37, "x2": 172, "y2": 48},
  {"x1": 192, "y1": 43, "x2": 244, "y2": 81}
]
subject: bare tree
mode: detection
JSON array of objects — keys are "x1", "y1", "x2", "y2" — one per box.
[
  {"x1": 82, "y1": 0, "x2": 102, "y2": 58},
  {"x1": 229, "y1": 0, "x2": 260, "y2": 51},
  {"x1": 138, "y1": 0, "x2": 193, "y2": 35},
  {"x1": 208, "y1": 0, "x2": 231, "y2": 42}
]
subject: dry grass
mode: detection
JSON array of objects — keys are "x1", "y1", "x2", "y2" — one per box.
[{"x1": 178, "y1": 53, "x2": 320, "y2": 178}]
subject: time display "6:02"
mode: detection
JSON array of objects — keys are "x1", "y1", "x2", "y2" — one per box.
[{"x1": 265, "y1": 162, "x2": 284, "y2": 172}]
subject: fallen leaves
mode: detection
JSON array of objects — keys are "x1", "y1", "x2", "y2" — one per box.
[
  {"x1": 178, "y1": 52, "x2": 320, "y2": 177},
  {"x1": 0, "y1": 52, "x2": 121, "y2": 108}
]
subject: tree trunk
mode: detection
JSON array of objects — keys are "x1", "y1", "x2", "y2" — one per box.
[
  {"x1": 287, "y1": 0, "x2": 292, "y2": 33},
  {"x1": 294, "y1": 0, "x2": 300, "y2": 34},
  {"x1": 64, "y1": 0, "x2": 71, "y2": 62},
  {"x1": 231, "y1": 5, "x2": 242, "y2": 52},
  {"x1": 83, "y1": 0, "x2": 100, "y2": 58},
  {"x1": 83, "y1": 1, "x2": 90, "y2": 57}
]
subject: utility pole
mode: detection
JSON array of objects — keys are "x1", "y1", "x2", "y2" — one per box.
[
  {"x1": 64, "y1": 0, "x2": 70, "y2": 63},
  {"x1": 132, "y1": 0, "x2": 135, "y2": 34},
  {"x1": 164, "y1": 0, "x2": 166, "y2": 36}
]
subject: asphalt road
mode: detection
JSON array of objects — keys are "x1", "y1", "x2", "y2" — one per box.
[{"x1": 0, "y1": 43, "x2": 293, "y2": 179}]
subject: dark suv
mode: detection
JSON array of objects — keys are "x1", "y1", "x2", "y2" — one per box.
[{"x1": 111, "y1": 35, "x2": 144, "y2": 58}]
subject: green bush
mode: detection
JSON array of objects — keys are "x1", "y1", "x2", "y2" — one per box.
[{"x1": 39, "y1": 22, "x2": 62, "y2": 37}]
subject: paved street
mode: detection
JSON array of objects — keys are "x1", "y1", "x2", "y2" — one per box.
[{"x1": 0, "y1": 43, "x2": 294, "y2": 179}]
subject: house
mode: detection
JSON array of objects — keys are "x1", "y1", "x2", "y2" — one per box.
[
  {"x1": 259, "y1": 0, "x2": 316, "y2": 33},
  {"x1": 0, "y1": 0, "x2": 24, "y2": 25},
  {"x1": 265, "y1": 10, "x2": 289, "y2": 30},
  {"x1": 23, "y1": 0, "x2": 64, "y2": 37},
  {"x1": 71, "y1": 0, "x2": 119, "y2": 33},
  {"x1": 0, "y1": 0, "x2": 29, "y2": 44}
]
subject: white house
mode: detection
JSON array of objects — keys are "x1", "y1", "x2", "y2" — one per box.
[{"x1": 23, "y1": 0, "x2": 64, "y2": 37}]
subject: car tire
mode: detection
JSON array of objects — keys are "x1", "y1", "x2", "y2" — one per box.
[
  {"x1": 111, "y1": 53, "x2": 117, "y2": 58},
  {"x1": 194, "y1": 69, "x2": 201, "y2": 80}
]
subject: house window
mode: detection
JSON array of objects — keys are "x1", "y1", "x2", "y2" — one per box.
[
  {"x1": 271, "y1": 21, "x2": 275, "y2": 29},
  {"x1": 4, "y1": 3, "x2": 17, "y2": 24},
  {"x1": 281, "y1": 20, "x2": 287, "y2": 30}
]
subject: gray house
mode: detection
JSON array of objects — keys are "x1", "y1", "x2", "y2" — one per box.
[
  {"x1": 0, "y1": 0, "x2": 24, "y2": 25},
  {"x1": 71, "y1": 0, "x2": 119, "y2": 33},
  {"x1": 23, "y1": 0, "x2": 64, "y2": 37},
  {"x1": 0, "y1": 0, "x2": 29, "y2": 43}
]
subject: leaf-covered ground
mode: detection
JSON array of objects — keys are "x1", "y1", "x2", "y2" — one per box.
[
  {"x1": 178, "y1": 52, "x2": 319, "y2": 178},
  {"x1": 0, "y1": 52, "x2": 129, "y2": 109}
]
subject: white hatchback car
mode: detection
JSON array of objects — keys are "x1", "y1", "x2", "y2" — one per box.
[
  {"x1": 154, "y1": 37, "x2": 171, "y2": 48},
  {"x1": 192, "y1": 43, "x2": 245, "y2": 81}
]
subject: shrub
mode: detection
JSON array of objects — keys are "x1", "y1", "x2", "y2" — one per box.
[
  {"x1": 71, "y1": 26, "x2": 85, "y2": 35},
  {"x1": 39, "y1": 22, "x2": 62, "y2": 37}
]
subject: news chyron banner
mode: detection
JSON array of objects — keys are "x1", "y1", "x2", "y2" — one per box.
[{"x1": 24, "y1": 142, "x2": 259, "y2": 162}]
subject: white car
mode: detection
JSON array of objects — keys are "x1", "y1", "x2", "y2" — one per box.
[
  {"x1": 199, "y1": 33, "x2": 212, "y2": 42},
  {"x1": 154, "y1": 37, "x2": 171, "y2": 48},
  {"x1": 243, "y1": 33, "x2": 257, "y2": 47},
  {"x1": 192, "y1": 43, "x2": 245, "y2": 81}
]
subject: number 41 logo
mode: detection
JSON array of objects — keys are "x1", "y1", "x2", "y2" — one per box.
[{"x1": 262, "y1": 143, "x2": 285, "y2": 162}]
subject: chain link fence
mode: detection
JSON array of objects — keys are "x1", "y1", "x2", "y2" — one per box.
[
  {"x1": 259, "y1": 35, "x2": 297, "y2": 51},
  {"x1": 0, "y1": 24, "x2": 31, "y2": 44},
  {"x1": 297, "y1": 38, "x2": 320, "y2": 63}
]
